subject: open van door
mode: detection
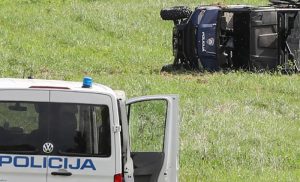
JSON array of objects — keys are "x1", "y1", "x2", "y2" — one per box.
[{"x1": 126, "y1": 95, "x2": 179, "y2": 182}]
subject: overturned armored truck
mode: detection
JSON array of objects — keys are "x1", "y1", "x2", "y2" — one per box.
[{"x1": 161, "y1": 1, "x2": 300, "y2": 72}]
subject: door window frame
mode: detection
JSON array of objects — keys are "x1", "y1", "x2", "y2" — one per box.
[{"x1": 126, "y1": 95, "x2": 180, "y2": 182}]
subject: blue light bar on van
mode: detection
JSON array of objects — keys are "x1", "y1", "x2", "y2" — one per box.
[{"x1": 82, "y1": 77, "x2": 93, "y2": 88}]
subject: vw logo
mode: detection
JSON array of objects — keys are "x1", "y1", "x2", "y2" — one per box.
[{"x1": 43, "y1": 142, "x2": 54, "y2": 153}]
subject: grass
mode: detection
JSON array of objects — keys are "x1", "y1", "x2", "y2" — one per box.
[{"x1": 0, "y1": 0, "x2": 299, "y2": 181}]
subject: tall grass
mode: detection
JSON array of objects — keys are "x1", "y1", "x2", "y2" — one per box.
[{"x1": 0, "y1": 0, "x2": 299, "y2": 181}]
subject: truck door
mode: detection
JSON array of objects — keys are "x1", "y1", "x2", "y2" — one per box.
[
  {"x1": 47, "y1": 91, "x2": 118, "y2": 182},
  {"x1": 126, "y1": 95, "x2": 179, "y2": 182},
  {"x1": 0, "y1": 90, "x2": 49, "y2": 182}
]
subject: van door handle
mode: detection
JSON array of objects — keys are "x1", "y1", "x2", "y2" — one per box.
[{"x1": 51, "y1": 171, "x2": 72, "y2": 176}]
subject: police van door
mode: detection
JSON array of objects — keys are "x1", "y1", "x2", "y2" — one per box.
[
  {"x1": 47, "y1": 91, "x2": 118, "y2": 182},
  {"x1": 126, "y1": 95, "x2": 179, "y2": 182},
  {"x1": 0, "y1": 90, "x2": 50, "y2": 182}
]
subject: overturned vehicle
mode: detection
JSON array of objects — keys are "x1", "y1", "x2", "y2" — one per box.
[{"x1": 160, "y1": 1, "x2": 300, "y2": 72}]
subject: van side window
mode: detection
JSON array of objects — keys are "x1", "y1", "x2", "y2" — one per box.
[{"x1": 128, "y1": 100, "x2": 167, "y2": 152}]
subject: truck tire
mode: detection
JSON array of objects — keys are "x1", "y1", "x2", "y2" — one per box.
[{"x1": 160, "y1": 6, "x2": 192, "y2": 21}]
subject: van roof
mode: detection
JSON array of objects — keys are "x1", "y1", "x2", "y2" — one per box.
[{"x1": 0, "y1": 78, "x2": 117, "y2": 96}]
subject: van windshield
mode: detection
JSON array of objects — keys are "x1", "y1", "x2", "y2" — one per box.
[{"x1": 0, "y1": 102, "x2": 111, "y2": 156}]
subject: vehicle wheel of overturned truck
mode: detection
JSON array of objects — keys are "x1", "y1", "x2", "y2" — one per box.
[{"x1": 160, "y1": 6, "x2": 192, "y2": 21}]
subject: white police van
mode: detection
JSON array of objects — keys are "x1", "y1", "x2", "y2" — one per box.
[{"x1": 0, "y1": 77, "x2": 179, "y2": 182}]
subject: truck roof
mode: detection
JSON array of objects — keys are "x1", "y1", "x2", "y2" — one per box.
[{"x1": 0, "y1": 78, "x2": 117, "y2": 96}]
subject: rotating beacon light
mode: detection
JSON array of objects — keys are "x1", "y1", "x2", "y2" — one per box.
[{"x1": 82, "y1": 77, "x2": 93, "y2": 88}]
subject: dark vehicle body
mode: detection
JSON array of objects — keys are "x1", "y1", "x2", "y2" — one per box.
[{"x1": 161, "y1": 4, "x2": 300, "y2": 72}]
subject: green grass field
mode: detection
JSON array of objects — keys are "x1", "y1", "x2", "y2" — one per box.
[{"x1": 0, "y1": 0, "x2": 299, "y2": 181}]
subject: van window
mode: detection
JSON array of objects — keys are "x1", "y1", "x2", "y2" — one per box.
[
  {"x1": 52, "y1": 103, "x2": 111, "y2": 157},
  {"x1": 0, "y1": 102, "x2": 40, "y2": 153},
  {"x1": 0, "y1": 102, "x2": 111, "y2": 157},
  {"x1": 128, "y1": 100, "x2": 167, "y2": 152}
]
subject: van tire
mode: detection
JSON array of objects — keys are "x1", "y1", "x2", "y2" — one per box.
[{"x1": 160, "y1": 6, "x2": 192, "y2": 21}]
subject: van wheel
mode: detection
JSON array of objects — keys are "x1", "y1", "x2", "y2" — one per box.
[{"x1": 160, "y1": 6, "x2": 192, "y2": 21}]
